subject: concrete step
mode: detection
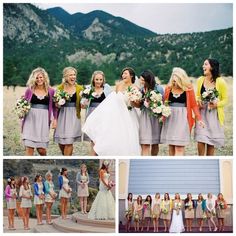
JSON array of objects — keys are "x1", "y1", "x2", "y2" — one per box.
[
  {"x1": 53, "y1": 216, "x2": 115, "y2": 233},
  {"x1": 71, "y1": 212, "x2": 115, "y2": 228},
  {"x1": 33, "y1": 223, "x2": 61, "y2": 233}
]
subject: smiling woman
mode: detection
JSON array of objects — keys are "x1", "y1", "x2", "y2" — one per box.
[
  {"x1": 21, "y1": 67, "x2": 57, "y2": 156},
  {"x1": 53, "y1": 67, "x2": 83, "y2": 156}
]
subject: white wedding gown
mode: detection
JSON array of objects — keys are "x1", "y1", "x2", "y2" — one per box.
[
  {"x1": 169, "y1": 209, "x2": 185, "y2": 233},
  {"x1": 82, "y1": 91, "x2": 141, "y2": 156},
  {"x1": 88, "y1": 172, "x2": 115, "y2": 220}
]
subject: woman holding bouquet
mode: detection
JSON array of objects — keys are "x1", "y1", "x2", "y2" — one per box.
[
  {"x1": 184, "y1": 193, "x2": 195, "y2": 232},
  {"x1": 83, "y1": 67, "x2": 141, "y2": 155},
  {"x1": 88, "y1": 160, "x2": 115, "y2": 220},
  {"x1": 54, "y1": 67, "x2": 83, "y2": 156},
  {"x1": 143, "y1": 195, "x2": 152, "y2": 232},
  {"x1": 139, "y1": 71, "x2": 164, "y2": 156},
  {"x1": 196, "y1": 193, "x2": 205, "y2": 232},
  {"x1": 5, "y1": 177, "x2": 17, "y2": 230},
  {"x1": 194, "y1": 59, "x2": 228, "y2": 155},
  {"x1": 161, "y1": 67, "x2": 204, "y2": 155},
  {"x1": 44, "y1": 171, "x2": 57, "y2": 225},
  {"x1": 21, "y1": 67, "x2": 57, "y2": 156},
  {"x1": 169, "y1": 193, "x2": 185, "y2": 233},
  {"x1": 76, "y1": 164, "x2": 90, "y2": 214},
  {"x1": 81, "y1": 71, "x2": 112, "y2": 155},
  {"x1": 152, "y1": 193, "x2": 161, "y2": 232},
  {"x1": 34, "y1": 174, "x2": 45, "y2": 225},
  {"x1": 206, "y1": 193, "x2": 217, "y2": 232},
  {"x1": 19, "y1": 176, "x2": 33, "y2": 230},
  {"x1": 215, "y1": 193, "x2": 227, "y2": 232},
  {"x1": 133, "y1": 195, "x2": 143, "y2": 232},
  {"x1": 58, "y1": 168, "x2": 72, "y2": 220},
  {"x1": 160, "y1": 193, "x2": 172, "y2": 232},
  {"x1": 125, "y1": 193, "x2": 134, "y2": 232}
]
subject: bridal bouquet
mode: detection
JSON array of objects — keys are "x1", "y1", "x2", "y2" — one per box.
[
  {"x1": 143, "y1": 90, "x2": 171, "y2": 122},
  {"x1": 80, "y1": 87, "x2": 94, "y2": 107},
  {"x1": 124, "y1": 86, "x2": 142, "y2": 110},
  {"x1": 125, "y1": 209, "x2": 133, "y2": 219},
  {"x1": 133, "y1": 213, "x2": 139, "y2": 222},
  {"x1": 14, "y1": 97, "x2": 31, "y2": 119},
  {"x1": 185, "y1": 202, "x2": 193, "y2": 210},
  {"x1": 201, "y1": 88, "x2": 219, "y2": 111},
  {"x1": 53, "y1": 90, "x2": 71, "y2": 106},
  {"x1": 219, "y1": 202, "x2": 226, "y2": 209},
  {"x1": 175, "y1": 202, "x2": 182, "y2": 215},
  {"x1": 162, "y1": 208, "x2": 168, "y2": 215}
]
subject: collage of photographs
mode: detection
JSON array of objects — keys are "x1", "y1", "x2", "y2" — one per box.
[{"x1": 1, "y1": 1, "x2": 234, "y2": 235}]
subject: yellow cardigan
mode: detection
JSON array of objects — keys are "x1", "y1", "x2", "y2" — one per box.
[
  {"x1": 57, "y1": 83, "x2": 83, "y2": 119},
  {"x1": 196, "y1": 76, "x2": 228, "y2": 126}
]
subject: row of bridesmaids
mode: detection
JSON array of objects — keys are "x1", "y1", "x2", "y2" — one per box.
[
  {"x1": 125, "y1": 192, "x2": 227, "y2": 233},
  {"x1": 20, "y1": 58, "x2": 227, "y2": 156},
  {"x1": 5, "y1": 161, "x2": 115, "y2": 230}
]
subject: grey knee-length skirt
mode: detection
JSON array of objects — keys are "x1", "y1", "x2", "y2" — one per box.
[
  {"x1": 139, "y1": 109, "x2": 162, "y2": 144},
  {"x1": 54, "y1": 103, "x2": 81, "y2": 144},
  {"x1": 22, "y1": 105, "x2": 49, "y2": 148},
  {"x1": 83, "y1": 103, "x2": 99, "y2": 142},
  {"x1": 160, "y1": 105, "x2": 190, "y2": 146},
  {"x1": 194, "y1": 104, "x2": 224, "y2": 147}
]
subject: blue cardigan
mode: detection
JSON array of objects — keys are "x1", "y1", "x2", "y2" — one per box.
[{"x1": 33, "y1": 182, "x2": 45, "y2": 196}]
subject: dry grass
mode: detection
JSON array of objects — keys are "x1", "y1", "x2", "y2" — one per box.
[{"x1": 3, "y1": 77, "x2": 233, "y2": 156}]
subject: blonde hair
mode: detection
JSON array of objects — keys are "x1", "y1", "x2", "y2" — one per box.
[
  {"x1": 175, "y1": 193, "x2": 181, "y2": 200},
  {"x1": 26, "y1": 67, "x2": 50, "y2": 91},
  {"x1": 45, "y1": 171, "x2": 52, "y2": 179},
  {"x1": 62, "y1": 67, "x2": 77, "y2": 84},
  {"x1": 169, "y1": 67, "x2": 191, "y2": 91},
  {"x1": 91, "y1": 70, "x2": 105, "y2": 87}
]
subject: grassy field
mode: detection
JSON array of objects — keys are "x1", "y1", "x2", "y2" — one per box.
[{"x1": 3, "y1": 77, "x2": 233, "y2": 156}]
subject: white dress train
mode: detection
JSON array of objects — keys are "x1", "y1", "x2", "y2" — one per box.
[
  {"x1": 82, "y1": 91, "x2": 140, "y2": 156},
  {"x1": 169, "y1": 209, "x2": 185, "y2": 233},
  {"x1": 88, "y1": 172, "x2": 115, "y2": 220}
]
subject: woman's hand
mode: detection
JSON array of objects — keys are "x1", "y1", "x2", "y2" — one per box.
[
  {"x1": 197, "y1": 100, "x2": 203, "y2": 109},
  {"x1": 208, "y1": 101, "x2": 217, "y2": 110},
  {"x1": 51, "y1": 119, "x2": 57, "y2": 129},
  {"x1": 198, "y1": 120, "x2": 205, "y2": 128}
]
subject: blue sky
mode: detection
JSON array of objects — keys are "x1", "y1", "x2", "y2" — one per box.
[{"x1": 36, "y1": 3, "x2": 233, "y2": 34}]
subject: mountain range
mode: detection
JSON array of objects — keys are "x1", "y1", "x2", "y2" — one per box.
[{"x1": 3, "y1": 3, "x2": 233, "y2": 86}]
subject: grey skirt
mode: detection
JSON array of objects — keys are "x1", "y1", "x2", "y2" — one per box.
[
  {"x1": 54, "y1": 103, "x2": 81, "y2": 144},
  {"x1": 160, "y1": 104, "x2": 190, "y2": 146},
  {"x1": 22, "y1": 105, "x2": 49, "y2": 148},
  {"x1": 139, "y1": 109, "x2": 162, "y2": 144},
  {"x1": 83, "y1": 103, "x2": 99, "y2": 142},
  {"x1": 194, "y1": 104, "x2": 224, "y2": 147}
]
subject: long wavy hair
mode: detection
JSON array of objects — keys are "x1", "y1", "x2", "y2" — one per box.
[
  {"x1": 169, "y1": 67, "x2": 191, "y2": 91},
  {"x1": 207, "y1": 58, "x2": 220, "y2": 82},
  {"x1": 26, "y1": 67, "x2": 50, "y2": 92}
]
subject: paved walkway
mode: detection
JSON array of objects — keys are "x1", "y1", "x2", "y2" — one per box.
[{"x1": 4, "y1": 216, "x2": 38, "y2": 233}]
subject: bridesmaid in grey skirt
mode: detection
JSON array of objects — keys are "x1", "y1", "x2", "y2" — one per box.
[
  {"x1": 22, "y1": 67, "x2": 57, "y2": 156},
  {"x1": 160, "y1": 67, "x2": 204, "y2": 156},
  {"x1": 139, "y1": 70, "x2": 164, "y2": 156},
  {"x1": 54, "y1": 67, "x2": 83, "y2": 156},
  {"x1": 81, "y1": 71, "x2": 112, "y2": 155},
  {"x1": 194, "y1": 59, "x2": 228, "y2": 155}
]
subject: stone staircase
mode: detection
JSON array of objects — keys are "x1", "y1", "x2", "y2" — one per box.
[{"x1": 33, "y1": 212, "x2": 115, "y2": 233}]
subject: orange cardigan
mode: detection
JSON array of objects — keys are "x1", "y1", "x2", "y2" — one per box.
[{"x1": 164, "y1": 86, "x2": 201, "y2": 131}]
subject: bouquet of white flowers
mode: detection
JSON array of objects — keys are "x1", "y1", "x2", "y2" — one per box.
[
  {"x1": 14, "y1": 97, "x2": 31, "y2": 119},
  {"x1": 175, "y1": 202, "x2": 182, "y2": 215},
  {"x1": 201, "y1": 88, "x2": 219, "y2": 111},
  {"x1": 124, "y1": 86, "x2": 142, "y2": 110},
  {"x1": 53, "y1": 90, "x2": 71, "y2": 106},
  {"x1": 142, "y1": 90, "x2": 171, "y2": 122}
]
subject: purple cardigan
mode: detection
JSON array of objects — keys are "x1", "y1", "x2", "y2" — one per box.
[
  {"x1": 5, "y1": 185, "x2": 12, "y2": 202},
  {"x1": 22, "y1": 87, "x2": 57, "y2": 131}
]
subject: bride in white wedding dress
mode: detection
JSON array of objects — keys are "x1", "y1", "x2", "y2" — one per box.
[
  {"x1": 88, "y1": 161, "x2": 115, "y2": 220},
  {"x1": 82, "y1": 67, "x2": 141, "y2": 156},
  {"x1": 169, "y1": 193, "x2": 185, "y2": 233}
]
